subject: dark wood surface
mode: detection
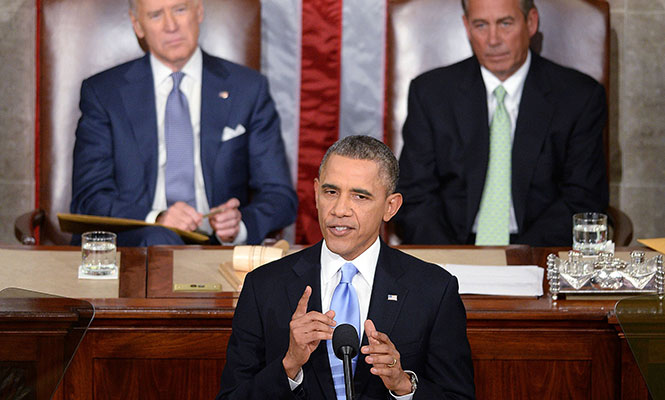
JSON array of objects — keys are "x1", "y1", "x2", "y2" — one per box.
[
  {"x1": 0, "y1": 292, "x2": 95, "y2": 400},
  {"x1": 1, "y1": 245, "x2": 654, "y2": 399}
]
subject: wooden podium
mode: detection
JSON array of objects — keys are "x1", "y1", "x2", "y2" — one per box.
[{"x1": 0, "y1": 288, "x2": 93, "y2": 400}]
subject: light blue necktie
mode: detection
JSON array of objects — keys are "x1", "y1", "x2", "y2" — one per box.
[
  {"x1": 164, "y1": 71, "x2": 196, "y2": 208},
  {"x1": 476, "y1": 85, "x2": 511, "y2": 245},
  {"x1": 327, "y1": 262, "x2": 360, "y2": 400}
]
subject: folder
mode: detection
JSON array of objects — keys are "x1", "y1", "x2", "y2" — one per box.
[{"x1": 57, "y1": 213, "x2": 209, "y2": 244}]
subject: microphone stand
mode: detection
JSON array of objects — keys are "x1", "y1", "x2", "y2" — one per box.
[{"x1": 340, "y1": 345, "x2": 355, "y2": 400}]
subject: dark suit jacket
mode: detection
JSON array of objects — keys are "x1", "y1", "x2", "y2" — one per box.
[
  {"x1": 216, "y1": 240, "x2": 475, "y2": 400},
  {"x1": 395, "y1": 54, "x2": 609, "y2": 246},
  {"x1": 70, "y1": 51, "x2": 298, "y2": 244}
]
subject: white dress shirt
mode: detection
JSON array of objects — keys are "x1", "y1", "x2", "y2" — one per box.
[
  {"x1": 288, "y1": 238, "x2": 414, "y2": 399},
  {"x1": 472, "y1": 51, "x2": 532, "y2": 235},
  {"x1": 144, "y1": 48, "x2": 247, "y2": 244}
]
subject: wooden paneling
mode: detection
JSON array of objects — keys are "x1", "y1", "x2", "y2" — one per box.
[
  {"x1": 93, "y1": 359, "x2": 225, "y2": 400},
  {"x1": 474, "y1": 360, "x2": 592, "y2": 399}
]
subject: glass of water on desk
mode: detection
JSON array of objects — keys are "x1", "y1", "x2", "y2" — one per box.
[
  {"x1": 572, "y1": 212, "x2": 608, "y2": 255},
  {"x1": 81, "y1": 231, "x2": 117, "y2": 276}
]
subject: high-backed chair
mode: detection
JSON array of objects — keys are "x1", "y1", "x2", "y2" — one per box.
[
  {"x1": 15, "y1": 0, "x2": 261, "y2": 245},
  {"x1": 385, "y1": 0, "x2": 632, "y2": 245}
]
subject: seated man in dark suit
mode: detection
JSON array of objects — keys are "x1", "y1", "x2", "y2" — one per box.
[
  {"x1": 70, "y1": 0, "x2": 297, "y2": 246},
  {"x1": 395, "y1": 0, "x2": 608, "y2": 246},
  {"x1": 216, "y1": 135, "x2": 475, "y2": 399}
]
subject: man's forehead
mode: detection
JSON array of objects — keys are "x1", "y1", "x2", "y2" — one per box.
[
  {"x1": 466, "y1": 0, "x2": 522, "y2": 18},
  {"x1": 319, "y1": 156, "x2": 389, "y2": 195}
]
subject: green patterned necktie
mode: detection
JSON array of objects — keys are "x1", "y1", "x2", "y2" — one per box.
[{"x1": 475, "y1": 85, "x2": 511, "y2": 245}]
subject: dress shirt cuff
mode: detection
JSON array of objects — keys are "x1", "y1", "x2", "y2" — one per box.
[
  {"x1": 216, "y1": 221, "x2": 248, "y2": 245},
  {"x1": 145, "y1": 210, "x2": 162, "y2": 224},
  {"x1": 389, "y1": 370, "x2": 416, "y2": 400},
  {"x1": 287, "y1": 368, "x2": 303, "y2": 391}
]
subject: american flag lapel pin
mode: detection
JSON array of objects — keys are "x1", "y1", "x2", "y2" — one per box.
[{"x1": 387, "y1": 294, "x2": 398, "y2": 301}]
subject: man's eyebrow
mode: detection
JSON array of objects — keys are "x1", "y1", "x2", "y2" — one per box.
[
  {"x1": 321, "y1": 183, "x2": 340, "y2": 191},
  {"x1": 497, "y1": 16, "x2": 515, "y2": 23},
  {"x1": 351, "y1": 188, "x2": 373, "y2": 197}
]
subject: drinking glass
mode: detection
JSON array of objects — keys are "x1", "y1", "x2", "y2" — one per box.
[
  {"x1": 572, "y1": 212, "x2": 608, "y2": 256},
  {"x1": 81, "y1": 231, "x2": 117, "y2": 276}
]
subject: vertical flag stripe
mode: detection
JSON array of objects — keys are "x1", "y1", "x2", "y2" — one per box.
[
  {"x1": 338, "y1": 0, "x2": 386, "y2": 141},
  {"x1": 295, "y1": 0, "x2": 344, "y2": 244},
  {"x1": 261, "y1": 0, "x2": 302, "y2": 243}
]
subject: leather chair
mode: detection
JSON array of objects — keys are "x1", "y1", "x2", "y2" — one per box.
[
  {"x1": 385, "y1": 0, "x2": 632, "y2": 245},
  {"x1": 15, "y1": 0, "x2": 261, "y2": 245}
]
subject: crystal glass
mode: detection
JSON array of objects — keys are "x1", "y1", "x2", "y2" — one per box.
[
  {"x1": 572, "y1": 212, "x2": 608, "y2": 255},
  {"x1": 81, "y1": 231, "x2": 117, "y2": 276}
]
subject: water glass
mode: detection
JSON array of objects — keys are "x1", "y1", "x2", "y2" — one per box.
[
  {"x1": 81, "y1": 231, "x2": 117, "y2": 276},
  {"x1": 572, "y1": 212, "x2": 608, "y2": 255}
]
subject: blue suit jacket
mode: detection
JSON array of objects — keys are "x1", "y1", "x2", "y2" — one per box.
[
  {"x1": 396, "y1": 54, "x2": 609, "y2": 246},
  {"x1": 216, "y1": 241, "x2": 475, "y2": 399},
  {"x1": 71, "y1": 51, "x2": 297, "y2": 244}
]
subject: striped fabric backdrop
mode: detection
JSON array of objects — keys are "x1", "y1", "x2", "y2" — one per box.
[{"x1": 261, "y1": 0, "x2": 388, "y2": 244}]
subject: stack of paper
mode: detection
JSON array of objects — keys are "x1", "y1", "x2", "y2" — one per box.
[{"x1": 440, "y1": 264, "x2": 544, "y2": 296}]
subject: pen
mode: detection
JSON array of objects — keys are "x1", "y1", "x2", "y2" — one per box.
[{"x1": 203, "y1": 208, "x2": 225, "y2": 219}]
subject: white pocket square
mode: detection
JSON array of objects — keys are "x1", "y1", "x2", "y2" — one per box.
[{"x1": 221, "y1": 124, "x2": 246, "y2": 142}]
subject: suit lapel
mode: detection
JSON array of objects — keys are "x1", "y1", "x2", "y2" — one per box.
[
  {"x1": 286, "y1": 243, "x2": 337, "y2": 400},
  {"x1": 355, "y1": 242, "x2": 408, "y2": 396},
  {"x1": 120, "y1": 54, "x2": 158, "y2": 200},
  {"x1": 512, "y1": 54, "x2": 554, "y2": 231},
  {"x1": 456, "y1": 58, "x2": 490, "y2": 236},
  {"x1": 200, "y1": 51, "x2": 233, "y2": 205}
]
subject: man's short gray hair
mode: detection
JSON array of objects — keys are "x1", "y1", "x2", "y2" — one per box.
[
  {"x1": 129, "y1": 0, "x2": 200, "y2": 13},
  {"x1": 461, "y1": 0, "x2": 535, "y2": 17},
  {"x1": 319, "y1": 135, "x2": 399, "y2": 195}
]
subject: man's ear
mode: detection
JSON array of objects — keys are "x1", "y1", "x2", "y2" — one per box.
[
  {"x1": 196, "y1": 0, "x2": 204, "y2": 24},
  {"x1": 462, "y1": 14, "x2": 472, "y2": 41},
  {"x1": 382, "y1": 193, "x2": 403, "y2": 222},
  {"x1": 130, "y1": 11, "x2": 145, "y2": 39},
  {"x1": 313, "y1": 178, "x2": 320, "y2": 211},
  {"x1": 526, "y1": 7, "x2": 539, "y2": 38}
]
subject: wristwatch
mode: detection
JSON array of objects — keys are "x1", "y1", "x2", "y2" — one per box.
[{"x1": 404, "y1": 370, "x2": 418, "y2": 393}]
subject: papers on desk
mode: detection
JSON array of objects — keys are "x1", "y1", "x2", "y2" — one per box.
[
  {"x1": 637, "y1": 237, "x2": 665, "y2": 254},
  {"x1": 439, "y1": 264, "x2": 544, "y2": 296}
]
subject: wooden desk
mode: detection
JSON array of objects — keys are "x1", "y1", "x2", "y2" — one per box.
[{"x1": 2, "y1": 246, "x2": 650, "y2": 399}]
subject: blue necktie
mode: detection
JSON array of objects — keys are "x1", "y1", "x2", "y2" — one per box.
[
  {"x1": 164, "y1": 71, "x2": 196, "y2": 208},
  {"x1": 327, "y1": 262, "x2": 360, "y2": 400}
]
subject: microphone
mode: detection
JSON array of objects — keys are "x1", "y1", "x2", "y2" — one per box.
[{"x1": 333, "y1": 324, "x2": 359, "y2": 400}]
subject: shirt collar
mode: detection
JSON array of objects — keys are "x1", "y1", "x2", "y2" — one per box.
[
  {"x1": 150, "y1": 46, "x2": 202, "y2": 88},
  {"x1": 321, "y1": 237, "x2": 380, "y2": 287},
  {"x1": 480, "y1": 50, "x2": 531, "y2": 100}
]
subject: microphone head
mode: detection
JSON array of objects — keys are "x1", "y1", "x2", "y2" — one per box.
[{"x1": 332, "y1": 323, "x2": 359, "y2": 360}]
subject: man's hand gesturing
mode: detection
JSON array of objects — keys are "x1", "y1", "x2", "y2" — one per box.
[{"x1": 282, "y1": 286, "x2": 336, "y2": 379}]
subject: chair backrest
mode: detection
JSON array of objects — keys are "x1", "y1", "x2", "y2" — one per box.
[
  {"x1": 386, "y1": 0, "x2": 610, "y2": 156},
  {"x1": 37, "y1": 0, "x2": 260, "y2": 244}
]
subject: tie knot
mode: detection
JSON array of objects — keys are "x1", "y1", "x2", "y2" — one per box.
[
  {"x1": 340, "y1": 263, "x2": 358, "y2": 284},
  {"x1": 171, "y1": 71, "x2": 185, "y2": 90},
  {"x1": 494, "y1": 85, "x2": 507, "y2": 103}
]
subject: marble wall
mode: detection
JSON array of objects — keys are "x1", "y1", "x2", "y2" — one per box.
[
  {"x1": 0, "y1": 0, "x2": 35, "y2": 244},
  {"x1": 0, "y1": 0, "x2": 663, "y2": 244}
]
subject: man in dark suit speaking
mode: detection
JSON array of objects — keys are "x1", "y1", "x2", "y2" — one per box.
[
  {"x1": 70, "y1": 0, "x2": 297, "y2": 246},
  {"x1": 216, "y1": 136, "x2": 475, "y2": 399},
  {"x1": 395, "y1": 0, "x2": 609, "y2": 246}
]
